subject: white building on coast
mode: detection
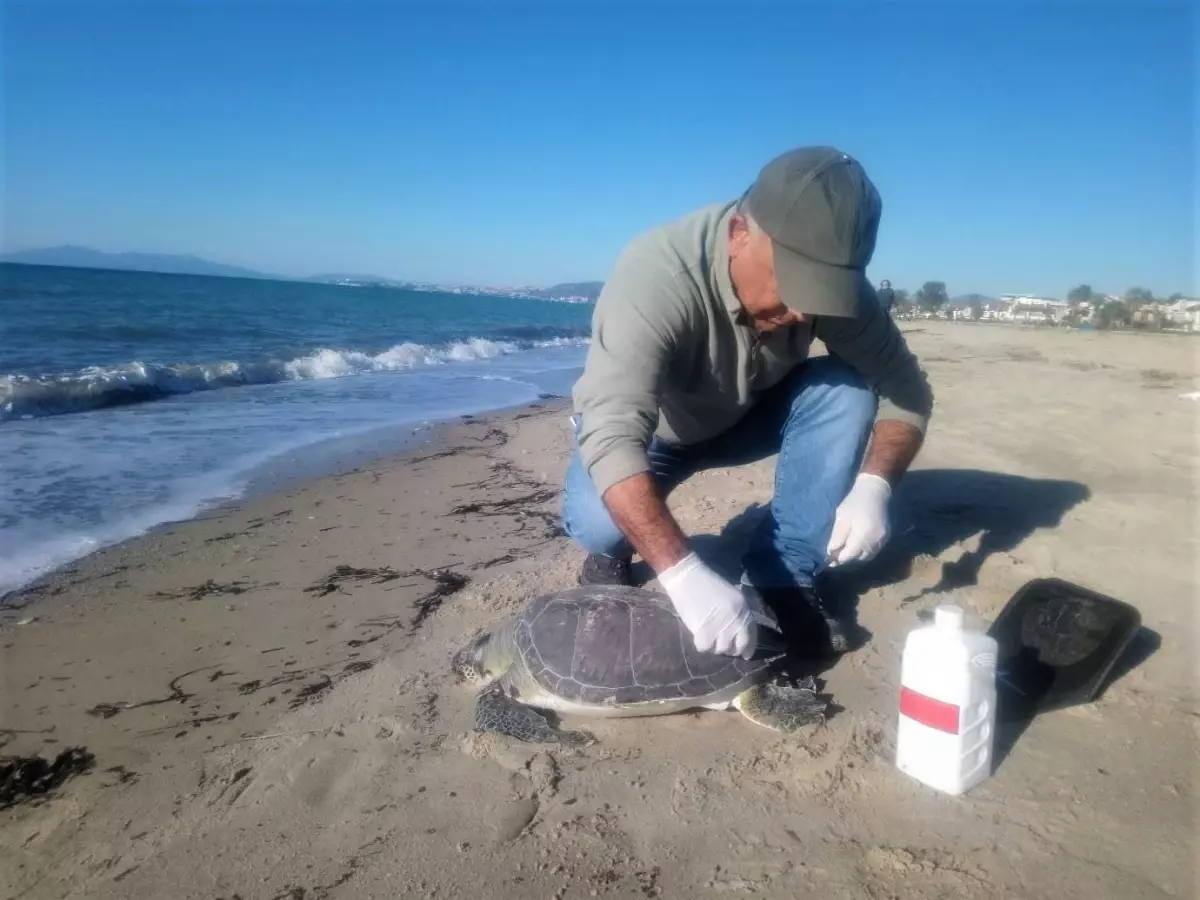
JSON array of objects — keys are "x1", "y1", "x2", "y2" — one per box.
[{"x1": 998, "y1": 294, "x2": 1069, "y2": 323}]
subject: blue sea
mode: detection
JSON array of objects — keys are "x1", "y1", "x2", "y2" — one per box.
[{"x1": 0, "y1": 263, "x2": 593, "y2": 596}]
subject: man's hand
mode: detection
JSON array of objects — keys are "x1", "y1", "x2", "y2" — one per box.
[
  {"x1": 599, "y1": 474, "x2": 753, "y2": 656},
  {"x1": 657, "y1": 553, "x2": 757, "y2": 658},
  {"x1": 825, "y1": 418, "x2": 923, "y2": 568},
  {"x1": 825, "y1": 472, "x2": 892, "y2": 567}
]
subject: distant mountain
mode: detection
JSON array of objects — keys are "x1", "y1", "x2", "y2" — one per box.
[
  {"x1": 531, "y1": 281, "x2": 604, "y2": 301},
  {"x1": 2, "y1": 245, "x2": 276, "y2": 280},
  {"x1": 2, "y1": 246, "x2": 602, "y2": 299},
  {"x1": 951, "y1": 293, "x2": 995, "y2": 305}
]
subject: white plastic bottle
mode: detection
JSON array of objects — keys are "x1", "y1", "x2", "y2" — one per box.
[{"x1": 895, "y1": 604, "x2": 998, "y2": 796}]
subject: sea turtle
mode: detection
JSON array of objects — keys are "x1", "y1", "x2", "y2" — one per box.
[{"x1": 452, "y1": 583, "x2": 828, "y2": 743}]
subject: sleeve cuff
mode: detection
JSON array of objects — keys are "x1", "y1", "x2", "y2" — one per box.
[
  {"x1": 875, "y1": 399, "x2": 929, "y2": 435},
  {"x1": 586, "y1": 445, "x2": 653, "y2": 497}
]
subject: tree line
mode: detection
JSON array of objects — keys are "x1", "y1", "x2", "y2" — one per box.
[
  {"x1": 889, "y1": 281, "x2": 956, "y2": 316},
  {"x1": 1064, "y1": 285, "x2": 1189, "y2": 329},
  {"x1": 887, "y1": 281, "x2": 1190, "y2": 329}
]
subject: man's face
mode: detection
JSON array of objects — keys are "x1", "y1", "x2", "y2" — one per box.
[{"x1": 729, "y1": 214, "x2": 804, "y2": 332}]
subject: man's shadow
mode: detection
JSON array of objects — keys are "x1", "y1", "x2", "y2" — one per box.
[
  {"x1": 681, "y1": 467, "x2": 1094, "y2": 619},
  {"x1": 670, "y1": 468, "x2": 1157, "y2": 768}
]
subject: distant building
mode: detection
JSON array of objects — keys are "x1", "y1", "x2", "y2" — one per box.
[
  {"x1": 1131, "y1": 305, "x2": 1164, "y2": 327},
  {"x1": 998, "y1": 294, "x2": 1068, "y2": 323},
  {"x1": 1164, "y1": 299, "x2": 1200, "y2": 332},
  {"x1": 1068, "y1": 300, "x2": 1096, "y2": 323}
]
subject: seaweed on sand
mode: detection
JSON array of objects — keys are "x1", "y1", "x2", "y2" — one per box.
[
  {"x1": 303, "y1": 565, "x2": 410, "y2": 598},
  {"x1": 305, "y1": 565, "x2": 468, "y2": 634},
  {"x1": 87, "y1": 665, "x2": 216, "y2": 718},
  {"x1": 410, "y1": 569, "x2": 470, "y2": 629},
  {"x1": 445, "y1": 460, "x2": 564, "y2": 544},
  {"x1": 447, "y1": 489, "x2": 558, "y2": 516},
  {"x1": 288, "y1": 674, "x2": 333, "y2": 709},
  {"x1": 1, "y1": 746, "x2": 95, "y2": 809},
  {"x1": 153, "y1": 579, "x2": 264, "y2": 601},
  {"x1": 326, "y1": 571, "x2": 470, "y2": 648}
]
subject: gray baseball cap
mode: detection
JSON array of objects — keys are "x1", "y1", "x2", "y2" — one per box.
[{"x1": 742, "y1": 146, "x2": 882, "y2": 318}]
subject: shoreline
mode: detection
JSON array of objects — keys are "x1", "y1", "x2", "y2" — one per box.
[
  {"x1": 0, "y1": 389, "x2": 573, "y2": 607},
  {"x1": 2, "y1": 322, "x2": 1195, "y2": 900}
]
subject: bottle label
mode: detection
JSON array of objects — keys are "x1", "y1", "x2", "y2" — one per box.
[{"x1": 899, "y1": 686, "x2": 961, "y2": 734}]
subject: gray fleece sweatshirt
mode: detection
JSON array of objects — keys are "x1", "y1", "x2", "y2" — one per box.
[{"x1": 572, "y1": 200, "x2": 933, "y2": 496}]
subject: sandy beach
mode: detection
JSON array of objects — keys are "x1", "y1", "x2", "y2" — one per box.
[{"x1": 2, "y1": 321, "x2": 1196, "y2": 899}]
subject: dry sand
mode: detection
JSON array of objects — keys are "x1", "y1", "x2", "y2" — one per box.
[{"x1": 2, "y1": 321, "x2": 1197, "y2": 899}]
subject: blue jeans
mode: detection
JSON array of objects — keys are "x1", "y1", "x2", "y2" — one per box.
[{"x1": 561, "y1": 356, "x2": 877, "y2": 589}]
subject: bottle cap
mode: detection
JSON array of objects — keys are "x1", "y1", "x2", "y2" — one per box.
[{"x1": 934, "y1": 605, "x2": 965, "y2": 630}]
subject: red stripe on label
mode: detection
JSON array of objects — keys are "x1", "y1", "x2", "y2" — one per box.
[{"x1": 899, "y1": 686, "x2": 960, "y2": 734}]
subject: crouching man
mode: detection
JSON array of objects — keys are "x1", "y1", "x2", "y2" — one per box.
[{"x1": 563, "y1": 146, "x2": 933, "y2": 659}]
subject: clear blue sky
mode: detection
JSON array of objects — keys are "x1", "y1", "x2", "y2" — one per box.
[{"x1": 3, "y1": 1, "x2": 1194, "y2": 298}]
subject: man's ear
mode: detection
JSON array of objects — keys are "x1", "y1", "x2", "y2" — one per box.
[{"x1": 728, "y1": 213, "x2": 750, "y2": 257}]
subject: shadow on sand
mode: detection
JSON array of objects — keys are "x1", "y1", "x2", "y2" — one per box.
[
  {"x1": 654, "y1": 467, "x2": 1157, "y2": 766},
  {"x1": 680, "y1": 467, "x2": 1094, "y2": 616},
  {"x1": 989, "y1": 624, "x2": 1160, "y2": 770}
]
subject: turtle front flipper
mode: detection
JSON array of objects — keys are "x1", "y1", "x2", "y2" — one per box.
[
  {"x1": 735, "y1": 676, "x2": 828, "y2": 733},
  {"x1": 473, "y1": 684, "x2": 591, "y2": 745}
]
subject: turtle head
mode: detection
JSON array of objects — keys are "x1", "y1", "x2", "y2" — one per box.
[{"x1": 451, "y1": 631, "x2": 507, "y2": 685}]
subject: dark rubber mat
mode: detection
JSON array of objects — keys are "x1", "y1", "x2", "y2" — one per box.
[{"x1": 988, "y1": 577, "x2": 1142, "y2": 720}]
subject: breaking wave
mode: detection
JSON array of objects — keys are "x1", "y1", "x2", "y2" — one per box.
[{"x1": 1, "y1": 335, "x2": 590, "y2": 422}]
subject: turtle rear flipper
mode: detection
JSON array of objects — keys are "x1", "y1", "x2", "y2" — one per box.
[
  {"x1": 474, "y1": 684, "x2": 591, "y2": 745},
  {"x1": 735, "y1": 677, "x2": 828, "y2": 733}
]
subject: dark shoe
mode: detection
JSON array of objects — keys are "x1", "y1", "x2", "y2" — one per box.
[
  {"x1": 756, "y1": 585, "x2": 858, "y2": 656},
  {"x1": 578, "y1": 553, "x2": 634, "y2": 586}
]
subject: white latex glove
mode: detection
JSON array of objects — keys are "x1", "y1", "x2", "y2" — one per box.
[
  {"x1": 825, "y1": 472, "x2": 892, "y2": 568},
  {"x1": 657, "y1": 553, "x2": 757, "y2": 659}
]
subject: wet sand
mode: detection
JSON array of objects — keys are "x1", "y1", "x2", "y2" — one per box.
[{"x1": 2, "y1": 322, "x2": 1196, "y2": 899}]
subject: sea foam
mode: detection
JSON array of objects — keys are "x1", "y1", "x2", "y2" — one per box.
[{"x1": 0, "y1": 336, "x2": 589, "y2": 422}]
